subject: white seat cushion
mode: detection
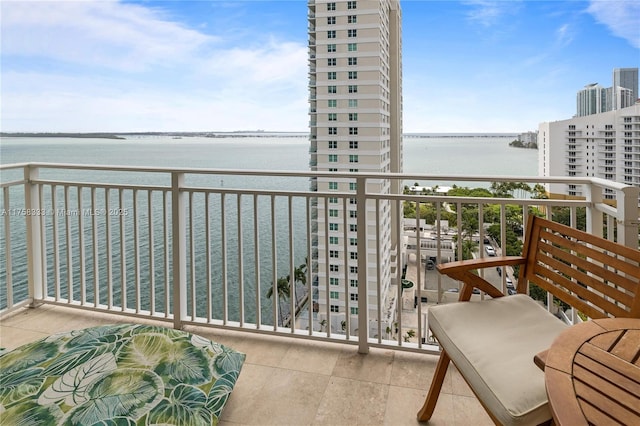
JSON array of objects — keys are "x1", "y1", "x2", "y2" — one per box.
[{"x1": 429, "y1": 294, "x2": 569, "y2": 426}]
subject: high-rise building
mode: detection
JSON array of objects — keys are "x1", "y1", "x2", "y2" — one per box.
[
  {"x1": 308, "y1": 0, "x2": 403, "y2": 335},
  {"x1": 576, "y1": 83, "x2": 608, "y2": 117},
  {"x1": 613, "y1": 68, "x2": 639, "y2": 110},
  {"x1": 576, "y1": 68, "x2": 639, "y2": 117},
  {"x1": 539, "y1": 103, "x2": 640, "y2": 200}
]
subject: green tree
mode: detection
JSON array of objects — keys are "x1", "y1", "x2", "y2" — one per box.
[{"x1": 266, "y1": 276, "x2": 291, "y2": 326}]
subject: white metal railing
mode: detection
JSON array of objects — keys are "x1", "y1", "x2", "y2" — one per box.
[{"x1": 1, "y1": 163, "x2": 638, "y2": 355}]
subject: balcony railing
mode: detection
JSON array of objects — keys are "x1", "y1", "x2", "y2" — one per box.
[{"x1": 1, "y1": 163, "x2": 638, "y2": 355}]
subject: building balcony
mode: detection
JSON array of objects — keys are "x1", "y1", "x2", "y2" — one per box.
[{"x1": 1, "y1": 163, "x2": 638, "y2": 424}]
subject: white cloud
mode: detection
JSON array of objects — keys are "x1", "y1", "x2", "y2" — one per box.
[
  {"x1": 587, "y1": 0, "x2": 640, "y2": 48},
  {"x1": 0, "y1": 0, "x2": 214, "y2": 72},
  {"x1": 463, "y1": 0, "x2": 522, "y2": 28},
  {"x1": 555, "y1": 23, "x2": 575, "y2": 47},
  {"x1": 0, "y1": 0, "x2": 309, "y2": 131}
]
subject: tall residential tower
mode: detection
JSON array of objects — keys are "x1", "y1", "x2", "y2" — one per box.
[{"x1": 308, "y1": 0, "x2": 403, "y2": 334}]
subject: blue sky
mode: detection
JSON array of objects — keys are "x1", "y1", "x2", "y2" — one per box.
[{"x1": 1, "y1": 0, "x2": 638, "y2": 133}]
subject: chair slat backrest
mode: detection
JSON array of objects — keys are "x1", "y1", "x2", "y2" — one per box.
[{"x1": 519, "y1": 216, "x2": 640, "y2": 319}]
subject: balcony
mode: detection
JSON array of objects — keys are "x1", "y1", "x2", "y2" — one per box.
[
  {"x1": 1, "y1": 304, "x2": 492, "y2": 425},
  {"x1": 1, "y1": 163, "x2": 638, "y2": 424}
]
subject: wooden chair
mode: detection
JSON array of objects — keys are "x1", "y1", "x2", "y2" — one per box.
[{"x1": 417, "y1": 215, "x2": 640, "y2": 425}]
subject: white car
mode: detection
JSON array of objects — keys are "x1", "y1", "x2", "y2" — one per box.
[{"x1": 485, "y1": 246, "x2": 496, "y2": 256}]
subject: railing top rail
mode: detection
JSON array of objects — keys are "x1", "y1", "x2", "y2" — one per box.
[{"x1": 1, "y1": 162, "x2": 633, "y2": 192}]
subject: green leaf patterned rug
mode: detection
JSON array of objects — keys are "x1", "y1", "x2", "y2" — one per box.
[{"x1": 0, "y1": 323, "x2": 245, "y2": 425}]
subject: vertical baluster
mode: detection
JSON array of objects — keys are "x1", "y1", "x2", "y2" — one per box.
[
  {"x1": 205, "y1": 192, "x2": 212, "y2": 322},
  {"x1": 306, "y1": 196, "x2": 312, "y2": 336},
  {"x1": 40, "y1": 186, "x2": 48, "y2": 300},
  {"x1": 148, "y1": 190, "x2": 155, "y2": 316},
  {"x1": 133, "y1": 189, "x2": 140, "y2": 313},
  {"x1": 238, "y1": 194, "x2": 245, "y2": 327},
  {"x1": 342, "y1": 196, "x2": 349, "y2": 338},
  {"x1": 119, "y1": 190, "x2": 126, "y2": 311},
  {"x1": 52, "y1": 185, "x2": 60, "y2": 301},
  {"x1": 91, "y1": 187, "x2": 99, "y2": 307},
  {"x1": 288, "y1": 196, "x2": 295, "y2": 332},
  {"x1": 105, "y1": 188, "x2": 113, "y2": 309},
  {"x1": 221, "y1": 193, "x2": 228, "y2": 325},
  {"x1": 3, "y1": 187, "x2": 13, "y2": 307},
  {"x1": 163, "y1": 191, "x2": 170, "y2": 318},
  {"x1": 78, "y1": 187, "x2": 86, "y2": 305},
  {"x1": 253, "y1": 194, "x2": 261, "y2": 329},
  {"x1": 355, "y1": 176, "x2": 368, "y2": 353},
  {"x1": 271, "y1": 195, "x2": 278, "y2": 331},
  {"x1": 64, "y1": 185, "x2": 73, "y2": 303},
  {"x1": 189, "y1": 191, "x2": 196, "y2": 321},
  {"x1": 396, "y1": 197, "x2": 403, "y2": 338},
  {"x1": 324, "y1": 196, "x2": 330, "y2": 336}
]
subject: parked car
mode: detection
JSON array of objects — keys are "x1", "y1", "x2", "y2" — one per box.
[
  {"x1": 485, "y1": 246, "x2": 496, "y2": 256},
  {"x1": 506, "y1": 277, "x2": 513, "y2": 287}
]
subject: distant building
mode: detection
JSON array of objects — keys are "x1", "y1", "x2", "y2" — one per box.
[
  {"x1": 539, "y1": 103, "x2": 640, "y2": 201},
  {"x1": 308, "y1": 0, "x2": 403, "y2": 335},
  {"x1": 517, "y1": 131, "x2": 538, "y2": 145},
  {"x1": 576, "y1": 68, "x2": 639, "y2": 117},
  {"x1": 613, "y1": 68, "x2": 639, "y2": 109},
  {"x1": 576, "y1": 83, "x2": 608, "y2": 117}
]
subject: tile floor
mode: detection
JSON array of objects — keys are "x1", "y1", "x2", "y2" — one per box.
[{"x1": 0, "y1": 304, "x2": 492, "y2": 425}]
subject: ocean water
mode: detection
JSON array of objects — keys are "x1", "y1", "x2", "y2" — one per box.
[
  {"x1": 1, "y1": 134, "x2": 538, "y2": 179},
  {"x1": 0, "y1": 135, "x2": 538, "y2": 320}
]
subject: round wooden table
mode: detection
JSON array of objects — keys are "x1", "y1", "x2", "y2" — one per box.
[{"x1": 543, "y1": 318, "x2": 640, "y2": 426}]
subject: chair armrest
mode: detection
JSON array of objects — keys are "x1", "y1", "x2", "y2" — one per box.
[{"x1": 437, "y1": 256, "x2": 526, "y2": 301}]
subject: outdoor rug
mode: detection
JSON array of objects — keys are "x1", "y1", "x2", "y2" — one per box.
[{"x1": 0, "y1": 323, "x2": 245, "y2": 425}]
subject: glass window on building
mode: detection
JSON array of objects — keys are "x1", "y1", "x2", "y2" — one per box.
[
  {"x1": 327, "y1": 30, "x2": 336, "y2": 39},
  {"x1": 347, "y1": 1, "x2": 357, "y2": 10},
  {"x1": 348, "y1": 15, "x2": 357, "y2": 23},
  {"x1": 328, "y1": 85, "x2": 337, "y2": 94},
  {"x1": 348, "y1": 71, "x2": 358, "y2": 79},
  {"x1": 327, "y1": 16, "x2": 336, "y2": 24},
  {"x1": 328, "y1": 72, "x2": 337, "y2": 80},
  {"x1": 348, "y1": 43, "x2": 357, "y2": 51},
  {"x1": 327, "y1": 44, "x2": 336, "y2": 53},
  {"x1": 349, "y1": 140, "x2": 358, "y2": 149},
  {"x1": 348, "y1": 85, "x2": 358, "y2": 93},
  {"x1": 330, "y1": 223, "x2": 339, "y2": 231},
  {"x1": 348, "y1": 29, "x2": 357, "y2": 37},
  {"x1": 348, "y1": 99, "x2": 358, "y2": 108}
]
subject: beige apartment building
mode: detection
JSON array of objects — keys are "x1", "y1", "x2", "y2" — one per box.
[
  {"x1": 539, "y1": 103, "x2": 640, "y2": 202},
  {"x1": 308, "y1": 0, "x2": 403, "y2": 335}
]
